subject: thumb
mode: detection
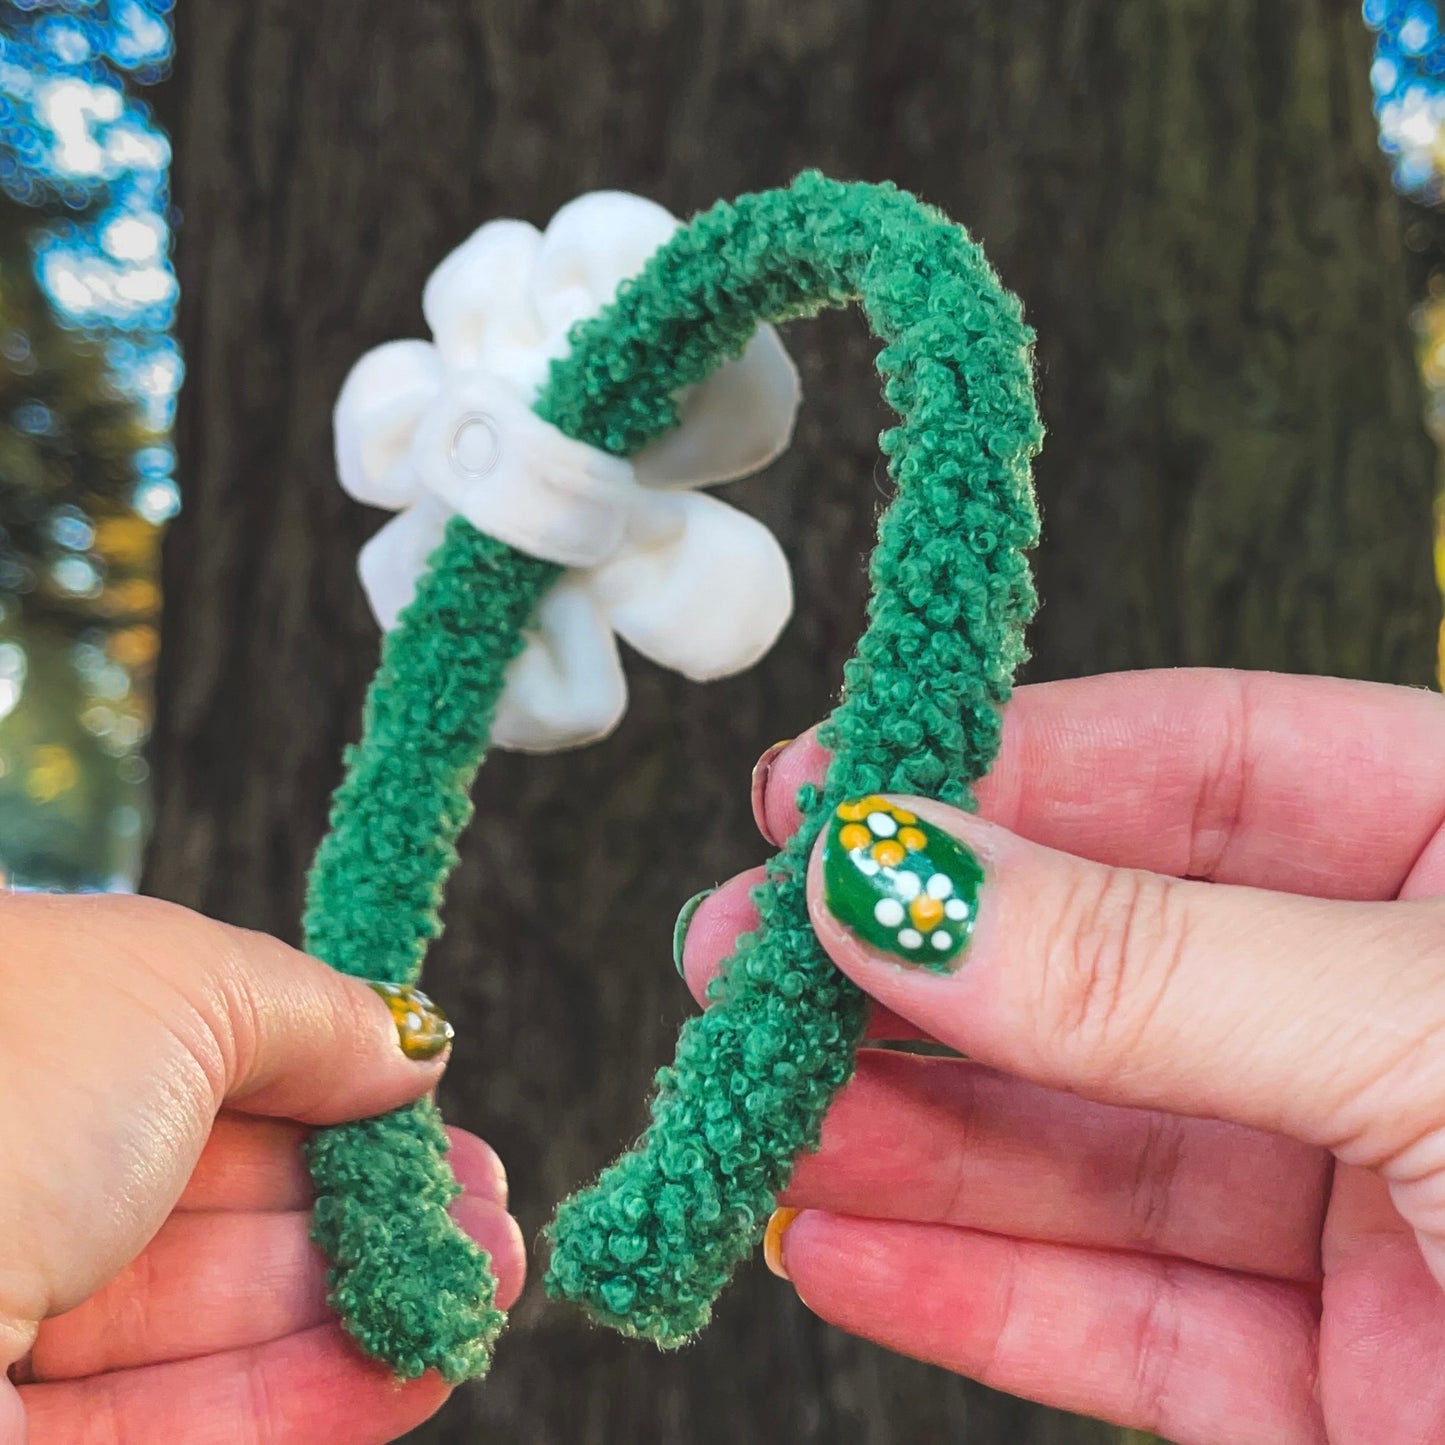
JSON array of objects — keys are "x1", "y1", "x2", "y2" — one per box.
[
  {"x1": 806, "y1": 794, "x2": 1445, "y2": 1174},
  {"x1": 187, "y1": 915, "x2": 454, "y2": 1125}
]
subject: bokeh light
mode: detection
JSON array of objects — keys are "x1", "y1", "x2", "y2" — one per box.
[
  {"x1": 1365, "y1": 3, "x2": 1445, "y2": 681},
  {"x1": 1369, "y1": 1, "x2": 1445, "y2": 196},
  {"x1": 0, "y1": 0, "x2": 174, "y2": 888}
]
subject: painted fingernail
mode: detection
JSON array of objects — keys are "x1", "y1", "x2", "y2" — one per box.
[
  {"x1": 672, "y1": 887, "x2": 715, "y2": 977},
  {"x1": 751, "y1": 738, "x2": 794, "y2": 844},
  {"x1": 821, "y1": 796, "x2": 982, "y2": 970},
  {"x1": 763, "y1": 1207, "x2": 798, "y2": 1279},
  {"x1": 366, "y1": 981, "x2": 455, "y2": 1061}
]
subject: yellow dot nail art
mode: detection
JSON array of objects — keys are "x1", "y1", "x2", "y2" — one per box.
[
  {"x1": 909, "y1": 894, "x2": 945, "y2": 930},
  {"x1": 367, "y1": 981, "x2": 455, "y2": 1061}
]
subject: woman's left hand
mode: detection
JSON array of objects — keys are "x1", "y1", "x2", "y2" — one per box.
[{"x1": 0, "y1": 895, "x2": 525, "y2": 1444}]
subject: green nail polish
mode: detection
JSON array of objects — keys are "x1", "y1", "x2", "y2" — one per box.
[
  {"x1": 367, "y1": 980, "x2": 455, "y2": 1061},
  {"x1": 821, "y1": 795, "x2": 982, "y2": 970},
  {"x1": 673, "y1": 887, "x2": 715, "y2": 977}
]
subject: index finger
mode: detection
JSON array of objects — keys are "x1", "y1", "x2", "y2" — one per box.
[{"x1": 756, "y1": 669, "x2": 1445, "y2": 901}]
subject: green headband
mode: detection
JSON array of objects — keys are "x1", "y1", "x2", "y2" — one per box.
[{"x1": 305, "y1": 170, "x2": 1043, "y2": 1381}]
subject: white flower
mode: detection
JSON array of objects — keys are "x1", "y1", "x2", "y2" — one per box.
[{"x1": 334, "y1": 192, "x2": 800, "y2": 753}]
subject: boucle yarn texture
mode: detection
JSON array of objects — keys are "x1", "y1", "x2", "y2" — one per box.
[{"x1": 302, "y1": 171, "x2": 1043, "y2": 1379}]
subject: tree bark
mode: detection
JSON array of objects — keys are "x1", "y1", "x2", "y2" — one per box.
[{"x1": 147, "y1": 2, "x2": 1436, "y2": 1442}]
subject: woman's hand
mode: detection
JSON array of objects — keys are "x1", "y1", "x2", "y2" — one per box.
[
  {"x1": 680, "y1": 670, "x2": 1445, "y2": 1445},
  {"x1": 0, "y1": 894, "x2": 524, "y2": 1444}
]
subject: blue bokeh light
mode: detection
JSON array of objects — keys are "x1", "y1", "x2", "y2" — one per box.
[
  {"x1": 1367, "y1": 1, "x2": 1445, "y2": 194},
  {"x1": 0, "y1": 1, "x2": 178, "y2": 432}
]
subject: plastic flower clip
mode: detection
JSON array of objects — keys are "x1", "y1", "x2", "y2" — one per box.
[{"x1": 333, "y1": 191, "x2": 800, "y2": 751}]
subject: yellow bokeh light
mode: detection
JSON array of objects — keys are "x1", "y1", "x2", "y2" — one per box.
[
  {"x1": 101, "y1": 577, "x2": 160, "y2": 617},
  {"x1": 108, "y1": 624, "x2": 159, "y2": 671},
  {"x1": 93, "y1": 515, "x2": 160, "y2": 568},
  {"x1": 25, "y1": 744, "x2": 79, "y2": 803}
]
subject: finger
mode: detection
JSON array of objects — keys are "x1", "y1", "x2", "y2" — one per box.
[
  {"x1": 447, "y1": 1196, "x2": 526, "y2": 1310},
  {"x1": 759, "y1": 671, "x2": 1445, "y2": 898},
  {"x1": 753, "y1": 730, "x2": 831, "y2": 846},
  {"x1": 20, "y1": 1323, "x2": 451, "y2": 1445},
  {"x1": 769, "y1": 1212, "x2": 1324, "y2": 1445},
  {"x1": 193, "y1": 915, "x2": 457, "y2": 1123},
  {"x1": 30, "y1": 1192, "x2": 524, "y2": 1379},
  {"x1": 679, "y1": 868, "x2": 923, "y2": 1041},
  {"x1": 0, "y1": 1378, "x2": 23, "y2": 1444},
  {"x1": 782, "y1": 1050, "x2": 1327, "y2": 1282},
  {"x1": 441, "y1": 1127, "x2": 510, "y2": 1210},
  {"x1": 31, "y1": 1211, "x2": 329, "y2": 1379},
  {"x1": 1319, "y1": 1168, "x2": 1445, "y2": 1439},
  {"x1": 806, "y1": 799, "x2": 1445, "y2": 1179},
  {"x1": 177, "y1": 1118, "x2": 507, "y2": 1214},
  {"x1": 176, "y1": 1115, "x2": 314, "y2": 1211},
  {"x1": 21, "y1": 892, "x2": 456, "y2": 1127}
]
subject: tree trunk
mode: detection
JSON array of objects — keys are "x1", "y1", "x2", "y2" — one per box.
[{"x1": 146, "y1": 2, "x2": 1436, "y2": 1442}]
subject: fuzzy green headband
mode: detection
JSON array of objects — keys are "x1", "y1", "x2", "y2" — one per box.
[{"x1": 304, "y1": 171, "x2": 1043, "y2": 1381}]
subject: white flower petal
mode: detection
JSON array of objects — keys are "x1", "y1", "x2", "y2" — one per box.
[
  {"x1": 341, "y1": 190, "x2": 805, "y2": 749},
  {"x1": 422, "y1": 218, "x2": 546, "y2": 376},
  {"x1": 356, "y1": 493, "x2": 454, "y2": 631},
  {"x1": 334, "y1": 340, "x2": 443, "y2": 510},
  {"x1": 633, "y1": 324, "x2": 801, "y2": 489},
  {"x1": 492, "y1": 576, "x2": 629, "y2": 752},
  {"x1": 588, "y1": 490, "x2": 793, "y2": 680},
  {"x1": 531, "y1": 191, "x2": 679, "y2": 341}
]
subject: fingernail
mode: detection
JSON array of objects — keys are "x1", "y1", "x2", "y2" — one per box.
[
  {"x1": 366, "y1": 981, "x2": 455, "y2": 1061},
  {"x1": 751, "y1": 738, "x2": 794, "y2": 844},
  {"x1": 672, "y1": 887, "x2": 715, "y2": 977},
  {"x1": 763, "y1": 1207, "x2": 798, "y2": 1279},
  {"x1": 821, "y1": 795, "x2": 983, "y2": 970}
]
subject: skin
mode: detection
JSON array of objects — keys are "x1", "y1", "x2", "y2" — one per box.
[
  {"x1": 0, "y1": 894, "x2": 525, "y2": 1444},
  {"x1": 683, "y1": 669, "x2": 1445, "y2": 1445}
]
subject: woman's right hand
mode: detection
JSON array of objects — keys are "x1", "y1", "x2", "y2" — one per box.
[{"x1": 681, "y1": 670, "x2": 1445, "y2": 1445}]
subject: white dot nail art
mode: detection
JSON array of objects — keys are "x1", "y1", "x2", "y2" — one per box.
[{"x1": 874, "y1": 898, "x2": 905, "y2": 927}]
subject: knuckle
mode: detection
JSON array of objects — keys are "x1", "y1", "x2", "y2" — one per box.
[
  {"x1": 117, "y1": 900, "x2": 268, "y2": 1105},
  {"x1": 1129, "y1": 1260, "x2": 1184, "y2": 1427},
  {"x1": 166, "y1": 911, "x2": 267, "y2": 1105},
  {"x1": 1126, "y1": 1110, "x2": 1189, "y2": 1250},
  {"x1": 1040, "y1": 864, "x2": 1190, "y2": 1080},
  {"x1": 193, "y1": 925, "x2": 272, "y2": 1101},
  {"x1": 1185, "y1": 671, "x2": 1251, "y2": 879}
]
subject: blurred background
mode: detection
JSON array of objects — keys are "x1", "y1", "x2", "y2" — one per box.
[
  {"x1": 1, "y1": 1, "x2": 1441, "y2": 1442},
  {"x1": 0, "y1": 0, "x2": 173, "y2": 890}
]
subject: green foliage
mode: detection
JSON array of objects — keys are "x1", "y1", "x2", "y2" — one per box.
[
  {"x1": 0, "y1": 202, "x2": 159, "y2": 888},
  {"x1": 0, "y1": 622, "x2": 141, "y2": 886},
  {"x1": 0, "y1": 201, "x2": 155, "y2": 637}
]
